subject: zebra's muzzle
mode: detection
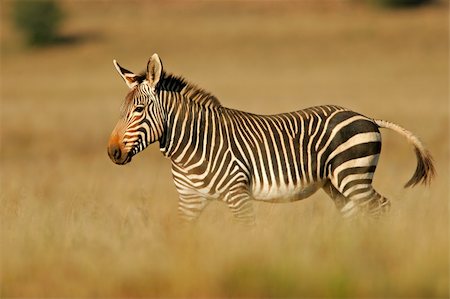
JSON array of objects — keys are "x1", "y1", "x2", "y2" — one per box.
[{"x1": 107, "y1": 143, "x2": 132, "y2": 165}]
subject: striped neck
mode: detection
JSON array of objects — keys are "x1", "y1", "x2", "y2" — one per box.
[{"x1": 159, "y1": 92, "x2": 218, "y2": 161}]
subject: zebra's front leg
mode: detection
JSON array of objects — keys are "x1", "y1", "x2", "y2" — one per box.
[
  {"x1": 224, "y1": 186, "x2": 255, "y2": 225},
  {"x1": 177, "y1": 193, "x2": 209, "y2": 223}
]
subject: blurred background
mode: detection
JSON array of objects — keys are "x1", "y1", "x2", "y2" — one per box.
[{"x1": 1, "y1": 0, "x2": 448, "y2": 297}]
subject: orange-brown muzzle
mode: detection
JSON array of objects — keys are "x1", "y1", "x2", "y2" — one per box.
[{"x1": 107, "y1": 123, "x2": 132, "y2": 165}]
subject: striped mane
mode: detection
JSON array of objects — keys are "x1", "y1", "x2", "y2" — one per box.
[
  {"x1": 136, "y1": 71, "x2": 222, "y2": 108},
  {"x1": 160, "y1": 73, "x2": 222, "y2": 108}
]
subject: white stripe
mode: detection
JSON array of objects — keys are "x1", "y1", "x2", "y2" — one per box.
[
  {"x1": 331, "y1": 154, "x2": 379, "y2": 190},
  {"x1": 325, "y1": 132, "x2": 381, "y2": 166}
]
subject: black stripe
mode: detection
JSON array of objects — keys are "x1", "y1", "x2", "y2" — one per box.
[
  {"x1": 330, "y1": 141, "x2": 381, "y2": 173},
  {"x1": 347, "y1": 187, "x2": 372, "y2": 198},
  {"x1": 337, "y1": 166, "x2": 377, "y2": 188},
  {"x1": 342, "y1": 179, "x2": 373, "y2": 193}
]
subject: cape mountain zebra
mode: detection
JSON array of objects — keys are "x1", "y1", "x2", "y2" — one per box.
[{"x1": 108, "y1": 54, "x2": 435, "y2": 223}]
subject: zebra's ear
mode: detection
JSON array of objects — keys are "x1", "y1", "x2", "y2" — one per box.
[
  {"x1": 147, "y1": 53, "x2": 163, "y2": 89},
  {"x1": 113, "y1": 59, "x2": 139, "y2": 89}
]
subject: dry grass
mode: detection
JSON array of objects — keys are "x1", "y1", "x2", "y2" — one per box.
[{"x1": 1, "y1": 1, "x2": 449, "y2": 298}]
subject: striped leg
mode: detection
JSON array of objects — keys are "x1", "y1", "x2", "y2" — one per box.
[
  {"x1": 326, "y1": 176, "x2": 391, "y2": 218},
  {"x1": 357, "y1": 190, "x2": 391, "y2": 217},
  {"x1": 322, "y1": 180, "x2": 349, "y2": 211},
  {"x1": 322, "y1": 181, "x2": 360, "y2": 217},
  {"x1": 340, "y1": 188, "x2": 390, "y2": 218},
  {"x1": 327, "y1": 157, "x2": 391, "y2": 218},
  {"x1": 224, "y1": 185, "x2": 255, "y2": 225},
  {"x1": 339, "y1": 171, "x2": 391, "y2": 217},
  {"x1": 177, "y1": 193, "x2": 209, "y2": 222}
]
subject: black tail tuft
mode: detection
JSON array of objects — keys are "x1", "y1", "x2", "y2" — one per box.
[{"x1": 404, "y1": 147, "x2": 436, "y2": 188}]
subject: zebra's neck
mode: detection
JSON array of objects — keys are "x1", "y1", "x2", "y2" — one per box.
[{"x1": 158, "y1": 91, "x2": 222, "y2": 163}]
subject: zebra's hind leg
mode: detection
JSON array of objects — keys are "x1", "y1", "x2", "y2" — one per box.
[
  {"x1": 323, "y1": 179, "x2": 391, "y2": 218},
  {"x1": 344, "y1": 187, "x2": 391, "y2": 218},
  {"x1": 355, "y1": 189, "x2": 391, "y2": 218},
  {"x1": 322, "y1": 180, "x2": 350, "y2": 212}
]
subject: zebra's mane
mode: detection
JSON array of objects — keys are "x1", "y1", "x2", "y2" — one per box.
[
  {"x1": 160, "y1": 73, "x2": 222, "y2": 108},
  {"x1": 137, "y1": 71, "x2": 222, "y2": 108}
]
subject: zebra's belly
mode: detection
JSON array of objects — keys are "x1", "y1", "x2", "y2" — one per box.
[{"x1": 251, "y1": 182, "x2": 323, "y2": 203}]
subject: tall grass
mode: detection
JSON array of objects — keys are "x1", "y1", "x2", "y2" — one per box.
[{"x1": 1, "y1": 1, "x2": 448, "y2": 297}]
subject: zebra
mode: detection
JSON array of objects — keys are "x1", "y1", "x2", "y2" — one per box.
[{"x1": 107, "y1": 54, "x2": 435, "y2": 223}]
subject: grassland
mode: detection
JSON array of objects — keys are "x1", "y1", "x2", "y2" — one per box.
[{"x1": 1, "y1": 1, "x2": 449, "y2": 298}]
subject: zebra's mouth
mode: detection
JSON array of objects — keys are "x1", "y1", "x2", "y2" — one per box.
[
  {"x1": 115, "y1": 153, "x2": 133, "y2": 165},
  {"x1": 112, "y1": 142, "x2": 142, "y2": 165},
  {"x1": 130, "y1": 141, "x2": 146, "y2": 157}
]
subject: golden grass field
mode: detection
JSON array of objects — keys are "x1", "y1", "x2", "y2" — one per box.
[{"x1": 1, "y1": 1, "x2": 449, "y2": 298}]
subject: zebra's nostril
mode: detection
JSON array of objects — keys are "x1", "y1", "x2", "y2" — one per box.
[
  {"x1": 108, "y1": 144, "x2": 122, "y2": 161},
  {"x1": 113, "y1": 146, "x2": 121, "y2": 159}
]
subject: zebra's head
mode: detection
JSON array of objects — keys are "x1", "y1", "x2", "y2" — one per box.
[{"x1": 108, "y1": 54, "x2": 165, "y2": 165}]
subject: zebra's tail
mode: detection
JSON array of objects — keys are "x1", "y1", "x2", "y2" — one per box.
[{"x1": 374, "y1": 119, "x2": 436, "y2": 188}]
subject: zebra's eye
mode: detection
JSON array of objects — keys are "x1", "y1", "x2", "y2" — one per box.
[{"x1": 134, "y1": 106, "x2": 145, "y2": 113}]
